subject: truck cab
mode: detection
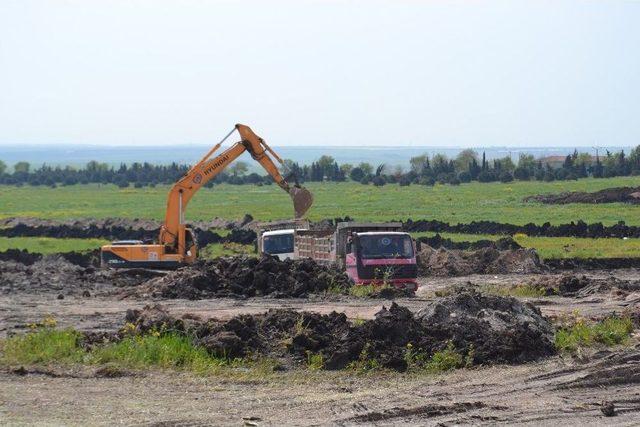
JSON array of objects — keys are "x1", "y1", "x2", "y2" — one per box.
[
  {"x1": 256, "y1": 219, "x2": 310, "y2": 261},
  {"x1": 260, "y1": 229, "x2": 295, "y2": 260},
  {"x1": 346, "y1": 231, "x2": 417, "y2": 291}
]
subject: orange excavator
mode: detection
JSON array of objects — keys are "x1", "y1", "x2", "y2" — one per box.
[{"x1": 100, "y1": 124, "x2": 313, "y2": 269}]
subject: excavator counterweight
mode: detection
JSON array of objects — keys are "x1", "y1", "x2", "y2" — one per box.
[{"x1": 100, "y1": 124, "x2": 313, "y2": 269}]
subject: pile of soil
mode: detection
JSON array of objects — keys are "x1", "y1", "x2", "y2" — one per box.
[
  {"x1": 122, "y1": 291, "x2": 555, "y2": 371},
  {"x1": 0, "y1": 248, "x2": 100, "y2": 268},
  {"x1": 523, "y1": 187, "x2": 640, "y2": 205},
  {"x1": 0, "y1": 249, "x2": 42, "y2": 265},
  {"x1": 417, "y1": 246, "x2": 545, "y2": 276},
  {"x1": 0, "y1": 256, "x2": 153, "y2": 296},
  {"x1": 122, "y1": 255, "x2": 353, "y2": 299},
  {"x1": 417, "y1": 234, "x2": 522, "y2": 251},
  {"x1": 545, "y1": 257, "x2": 640, "y2": 271},
  {"x1": 402, "y1": 218, "x2": 640, "y2": 238},
  {"x1": 527, "y1": 274, "x2": 640, "y2": 298}
]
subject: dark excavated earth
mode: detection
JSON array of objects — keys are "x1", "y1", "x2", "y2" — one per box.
[{"x1": 110, "y1": 290, "x2": 556, "y2": 371}]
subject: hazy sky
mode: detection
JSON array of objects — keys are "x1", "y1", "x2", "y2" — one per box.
[{"x1": 1, "y1": 0, "x2": 639, "y2": 147}]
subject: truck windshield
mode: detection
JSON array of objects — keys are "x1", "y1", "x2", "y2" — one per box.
[
  {"x1": 358, "y1": 234, "x2": 414, "y2": 259},
  {"x1": 263, "y1": 234, "x2": 294, "y2": 255}
]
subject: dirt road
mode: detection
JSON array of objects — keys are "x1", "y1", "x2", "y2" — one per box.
[{"x1": 3, "y1": 346, "x2": 640, "y2": 426}]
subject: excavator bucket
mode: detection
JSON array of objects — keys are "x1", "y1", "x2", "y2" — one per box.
[{"x1": 289, "y1": 186, "x2": 314, "y2": 218}]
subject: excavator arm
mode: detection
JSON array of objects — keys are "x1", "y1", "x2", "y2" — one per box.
[{"x1": 159, "y1": 124, "x2": 313, "y2": 249}]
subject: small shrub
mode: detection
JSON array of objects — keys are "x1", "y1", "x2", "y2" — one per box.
[
  {"x1": 404, "y1": 341, "x2": 469, "y2": 373},
  {"x1": 306, "y1": 351, "x2": 324, "y2": 370},
  {"x1": 425, "y1": 342, "x2": 465, "y2": 372}
]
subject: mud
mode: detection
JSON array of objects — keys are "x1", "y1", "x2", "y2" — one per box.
[
  {"x1": 403, "y1": 218, "x2": 640, "y2": 238},
  {"x1": 123, "y1": 291, "x2": 555, "y2": 371},
  {"x1": 527, "y1": 274, "x2": 640, "y2": 298},
  {"x1": 524, "y1": 186, "x2": 640, "y2": 205},
  {"x1": 545, "y1": 257, "x2": 640, "y2": 271},
  {"x1": 417, "y1": 234, "x2": 523, "y2": 251},
  {"x1": 417, "y1": 245, "x2": 545, "y2": 276},
  {"x1": 0, "y1": 257, "x2": 151, "y2": 296},
  {"x1": 119, "y1": 255, "x2": 353, "y2": 300}
]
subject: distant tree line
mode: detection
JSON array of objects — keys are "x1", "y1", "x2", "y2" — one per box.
[{"x1": 1, "y1": 146, "x2": 640, "y2": 188}]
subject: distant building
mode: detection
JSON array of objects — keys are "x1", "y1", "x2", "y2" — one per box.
[{"x1": 539, "y1": 155, "x2": 595, "y2": 169}]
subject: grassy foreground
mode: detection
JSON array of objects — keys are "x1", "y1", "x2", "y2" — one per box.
[{"x1": 1, "y1": 176, "x2": 640, "y2": 225}]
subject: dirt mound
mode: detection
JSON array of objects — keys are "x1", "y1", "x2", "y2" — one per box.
[
  {"x1": 123, "y1": 292, "x2": 554, "y2": 371},
  {"x1": 403, "y1": 218, "x2": 640, "y2": 238},
  {"x1": 524, "y1": 187, "x2": 640, "y2": 205},
  {"x1": 0, "y1": 249, "x2": 100, "y2": 268},
  {"x1": 528, "y1": 274, "x2": 640, "y2": 298},
  {"x1": 415, "y1": 291, "x2": 555, "y2": 364},
  {"x1": 417, "y1": 246, "x2": 545, "y2": 276},
  {"x1": 0, "y1": 256, "x2": 151, "y2": 296},
  {"x1": 417, "y1": 234, "x2": 522, "y2": 251},
  {"x1": 122, "y1": 255, "x2": 353, "y2": 299},
  {"x1": 0, "y1": 249, "x2": 42, "y2": 265},
  {"x1": 545, "y1": 257, "x2": 640, "y2": 271}
]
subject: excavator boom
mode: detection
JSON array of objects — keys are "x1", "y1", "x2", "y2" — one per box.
[{"x1": 100, "y1": 124, "x2": 313, "y2": 268}]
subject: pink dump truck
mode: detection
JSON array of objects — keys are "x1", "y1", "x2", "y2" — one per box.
[{"x1": 294, "y1": 222, "x2": 418, "y2": 291}]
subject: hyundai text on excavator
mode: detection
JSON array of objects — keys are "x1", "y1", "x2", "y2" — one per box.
[{"x1": 100, "y1": 124, "x2": 313, "y2": 269}]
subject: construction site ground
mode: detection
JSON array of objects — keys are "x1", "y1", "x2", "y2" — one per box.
[{"x1": 3, "y1": 268, "x2": 640, "y2": 425}]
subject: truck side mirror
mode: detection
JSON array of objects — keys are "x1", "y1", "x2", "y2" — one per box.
[{"x1": 346, "y1": 241, "x2": 352, "y2": 253}]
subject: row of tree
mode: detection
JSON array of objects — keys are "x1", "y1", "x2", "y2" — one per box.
[{"x1": 1, "y1": 146, "x2": 640, "y2": 188}]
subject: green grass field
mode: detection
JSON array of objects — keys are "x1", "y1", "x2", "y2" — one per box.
[
  {"x1": 1, "y1": 176, "x2": 639, "y2": 225},
  {"x1": 0, "y1": 237, "x2": 108, "y2": 253},
  {"x1": 1, "y1": 177, "x2": 640, "y2": 259}
]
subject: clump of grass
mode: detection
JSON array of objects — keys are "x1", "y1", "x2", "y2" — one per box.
[
  {"x1": 351, "y1": 317, "x2": 366, "y2": 326},
  {"x1": 349, "y1": 283, "x2": 393, "y2": 297},
  {"x1": 2, "y1": 328, "x2": 85, "y2": 365},
  {"x1": 348, "y1": 342, "x2": 381, "y2": 373},
  {"x1": 349, "y1": 284, "x2": 377, "y2": 297},
  {"x1": 306, "y1": 351, "x2": 324, "y2": 370},
  {"x1": 482, "y1": 284, "x2": 550, "y2": 298},
  {"x1": 90, "y1": 333, "x2": 228, "y2": 373},
  {"x1": 555, "y1": 316, "x2": 634, "y2": 353},
  {"x1": 404, "y1": 341, "x2": 472, "y2": 373},
  {"x1": 424, "y1": 343, "x2": 466, "y2": 372}
]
